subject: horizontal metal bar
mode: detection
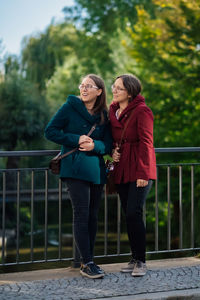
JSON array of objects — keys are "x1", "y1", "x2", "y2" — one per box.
[
  {"x1": 0, "y1": 188, "x2": 71, "y2": 203},
  {"x1": 93, "y1": 247, "x2": 200, "y2": 258},
  {"x1": 1, "y1": 246, "x2": 200, "y2": 267},
  {"x1": 0, "y1": 257, "x2": 72, "y2": 266},
  {"x1": 146, "y1": 247, "x2": 200, "y2": 255},
  {"x1": 155, "y1": 147, "x2": 200, "y2": 153},
  {"x1": 0, "y1": 167, "x2": 48, "y2": 172},
  {"x1": 0, "y1": 150, "x2": 59, "y2": 157},
  {"x1": 157, "y1": 163, "x2": 200, "y2": 167},
  {"x1": 0, "y1": 147, "x2": 200, "y2": 158},
  {"x1": 1, "y1": 164, "x2": 200, "y2": 175},
  {"x1": 0, "y1": 188, "x2": 64, "y2": 195},
  {"x1": 95, "y1": 247, "x2": 200, "y2": 257}
]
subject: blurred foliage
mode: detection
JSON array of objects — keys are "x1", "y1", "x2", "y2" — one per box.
[
  {"x1": 0, "y1": 58, "x2": 49, "y2": 152},
  {"x1": 63, "y1": 0, "x2": 155, "y2": 33},
  {"x1": 0, "y1": 55, "x2": 49, "y2": 173},
  {"x1": 21, "y1": 24, "x2": 79, "y2": 91},
  {"x1": 124, "y1": 0, "x2": 200, "y2": 149}
]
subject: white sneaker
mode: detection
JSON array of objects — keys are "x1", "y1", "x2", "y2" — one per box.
[
  {"x1": 121, "y1": 259, "x2": 137, "y2": 273},
  {"x1": 132, "y1": 260, "x2": 147, "y2": 277}
]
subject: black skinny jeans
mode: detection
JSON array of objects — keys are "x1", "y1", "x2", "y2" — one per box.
[
  {"x1": 116, "y1": 180, "x2": 152, "y2": 263},
  {"x1": 65, "y1": 178, "x2": 103, "y2": 264}
]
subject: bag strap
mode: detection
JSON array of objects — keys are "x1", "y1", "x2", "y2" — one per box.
[
  {"x1": 58, "y1": 123, "x2": 97, "y2": 160},
  {"x1": 118, "y1": 109, "x2": 135, "y2": 148}
]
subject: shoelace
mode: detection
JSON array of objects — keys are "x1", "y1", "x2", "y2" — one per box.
[{"x1": 87, "y1": 263, "x2": 99, "y2": 273}]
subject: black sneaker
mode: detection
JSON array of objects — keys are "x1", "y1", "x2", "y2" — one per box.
[
  {"x1": 80, "y1": 263, "x2": 104, "y2": 279},
  {"x1": 94, "y1": 263, "x2": 105, "y2": 274}
]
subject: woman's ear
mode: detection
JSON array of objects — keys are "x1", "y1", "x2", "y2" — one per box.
[{"x1": 97, "y1": 89, "x2": 102, "y2": 96}]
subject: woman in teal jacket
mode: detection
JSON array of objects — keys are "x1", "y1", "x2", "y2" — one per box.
[{"x1": 45, "y1": 74, "x2": 112, "y2": 279}]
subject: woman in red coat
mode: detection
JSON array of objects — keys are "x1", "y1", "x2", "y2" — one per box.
[{"x1": 109, "y1": 74, "x2": 156, "y2": 277}]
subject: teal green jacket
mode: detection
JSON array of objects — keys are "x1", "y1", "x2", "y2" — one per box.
[{"x1": 45, "y1": 95, "x2": 113, "y2": 184}]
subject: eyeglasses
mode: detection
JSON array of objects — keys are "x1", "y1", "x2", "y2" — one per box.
[
  {"x1": 111, "y1": 84, "x2": 126, "y2": 92},
  {"x1": 79, "y1": 84, "x2": 99, "y2": 90}
]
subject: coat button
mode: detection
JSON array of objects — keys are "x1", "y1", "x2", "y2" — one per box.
[{"x1": 125, "y1": 114, "x2": 127, "y2": 118}]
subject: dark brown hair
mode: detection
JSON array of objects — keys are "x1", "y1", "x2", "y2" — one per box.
[
  {"x1": 83, "y1": 74, "x2": 107, "y2": 123},
  {"x1": 116, "y1": 74, "x2": 142, "y2": 102}
]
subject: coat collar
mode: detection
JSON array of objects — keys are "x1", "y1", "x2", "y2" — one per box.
[
  {"x1": 67, "y1": 95, "x2": 101, "y2": 124},
  {"x1": 109, "y1": 94, "x2": 146, "y2": 128}
]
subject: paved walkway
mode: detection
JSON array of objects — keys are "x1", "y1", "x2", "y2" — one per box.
[{"x1": 0, "y1": 257, "x2": 200, "y2": 300}]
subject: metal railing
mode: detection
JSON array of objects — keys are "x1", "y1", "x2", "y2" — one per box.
[{"x1": 0, "y1": 148, "x2": 200, "y2": 267}]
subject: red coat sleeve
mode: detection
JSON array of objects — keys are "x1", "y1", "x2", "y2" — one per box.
[{"x1": 136, "y1": 107, "x2": 155, "y2": 180}]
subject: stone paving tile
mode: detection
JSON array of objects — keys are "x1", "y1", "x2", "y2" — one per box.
[{"x1": 0, "y1": 265, "x2": 200, "y2": 300}]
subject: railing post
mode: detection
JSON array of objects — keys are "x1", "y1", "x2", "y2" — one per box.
[
  {"x1": 155, "y1": 167, "x2": 159, "y2": 252},
  {"x1": 16, "y1": 170, "x2": 20, "y2": 263},
  {"x1": 58, "y1": 178, "x2": 62, "y2": 260},
  {"x1": 167, "y1": 166, "x2": 171, "y2": 250},
  {"x1": 44, "y1": 170, "x2": 48, "y2": 261},
  {"x1": 179, "y1": 166, "x2": 183, "y2": 249},
  {"x1": 30, "y1": 170, "x2": 34, "y2": 262},
  {"x1": 104, "y1": 186, "x2": 108, "y2": 256},
  {"x1": 191, "y1": 165, "x2": 194, "y2": 248},
  {"x1": 117, "y1": 194, "x2": 121, "y2": 255},
  {"x1": 1, "y1": 172, "x2": 6, "y2": 264}
]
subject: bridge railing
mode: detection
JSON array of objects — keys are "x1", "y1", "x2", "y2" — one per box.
[{"x1": 0, "y1": 148, "x2": 200, "y2": 267}]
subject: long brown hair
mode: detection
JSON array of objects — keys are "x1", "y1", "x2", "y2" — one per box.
[{"x1": 83, "y1": 74, "x2": 107, "y2": 123}]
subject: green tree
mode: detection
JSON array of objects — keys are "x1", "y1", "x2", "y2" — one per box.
[
  {"x1": 62, "y1": 0, "x2": 156, "y2": 85},
  {"x1": 21, "y1": 6, "x2": 139, "y2": 107},
  {"x1": 63, "y1": 0, "x2": 155, "y2": 33},
  {"x1": 125, "y1": 0, "x2": 200, "y2": 148},
  {"x1": 0, "y1": 58, "x2": 49, "y2": 167},
  {"x1": 45, "y1": 56, "x2": 86, "y2": 112},
  {"x1": 21, "y1": 23, "x2": 78, "y2": 91}
]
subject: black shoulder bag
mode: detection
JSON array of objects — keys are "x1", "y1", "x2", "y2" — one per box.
[{"x1": 49, "y1": 124, "x2": 97, "y2": 175}]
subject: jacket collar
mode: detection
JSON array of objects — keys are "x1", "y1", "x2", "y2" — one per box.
[
  {"x1": 109, "y1": 94, "x2": 146, "y2": 128},
  {"x1": 67, "y1": 95, "x2": 101, "y2": 124}
]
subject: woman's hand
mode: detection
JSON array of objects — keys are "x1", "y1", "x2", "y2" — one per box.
[
  {"x1": 79, "y1": 140, "x2": 94, "y2": 151},
  {"x1": 112, "y1": 147, "x2": 121, "y2": 162},
  {"x1": 79, "y1": 135, "x2": 93, "y2": 145},
  {"x1": 136, "y1": 179, "x2": 148, "y2": 187}
]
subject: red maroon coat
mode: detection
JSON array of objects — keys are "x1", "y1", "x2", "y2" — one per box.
[{"x1": 109, "y1": 94, "x2": 157, "y2": 184}]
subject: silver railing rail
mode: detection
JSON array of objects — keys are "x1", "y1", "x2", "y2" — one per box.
[{"x1": 0, "y1": 148, "x2": 200, "y2": 267}]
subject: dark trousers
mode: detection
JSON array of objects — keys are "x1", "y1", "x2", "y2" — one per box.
[
  {"x1": 116, "y1": 180, "x2": 152, "y2": 263},
  {"x1": 65, "y1": 178, "x2": 103, "y2": 264}
]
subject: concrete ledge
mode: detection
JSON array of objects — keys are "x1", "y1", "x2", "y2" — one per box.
[
  {"x1": 0, "y1": 257, "x2": 200, "y2": 300},
  {"x1": 91, "y1": 288, "x2": 200, "y2": 300},
  {"x1": 0, "y1": 256, "x2": 200, "y2": 284}
]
